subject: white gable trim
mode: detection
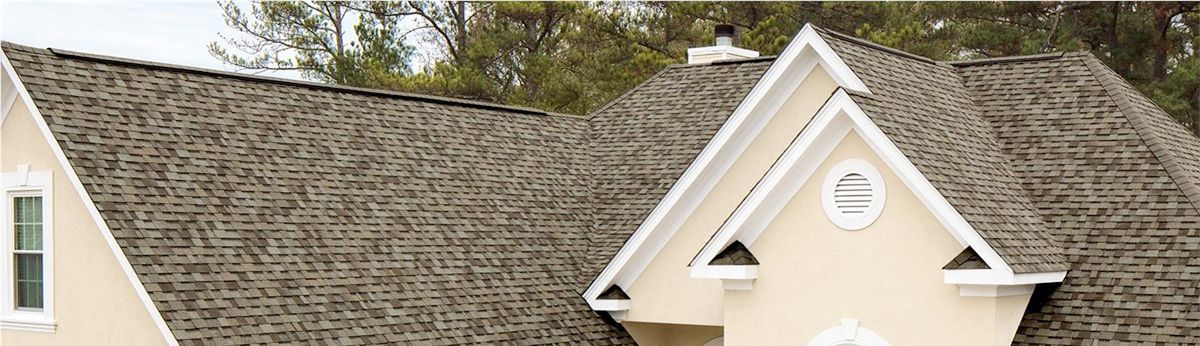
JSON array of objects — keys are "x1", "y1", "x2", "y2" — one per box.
[
  {"x1": 583, "y1": 24, "x2": 871, "y2": 307},
  {"x1": 688, "y1": 89, "x2": 1064, "y2": 287},
  {"x1": 2, "y1": 51, "x2": 181, "y2": 345}
]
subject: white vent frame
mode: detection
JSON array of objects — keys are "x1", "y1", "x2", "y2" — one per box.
[{"x1": 821, "y1": 159, "x2": 886, "y2": 230}]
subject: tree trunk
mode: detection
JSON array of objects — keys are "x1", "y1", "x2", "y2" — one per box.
[
  {"x1": 1150, "y1": 3, "x2": 1177, "y2": 79},
  {"x1": 455, "y1": 1, "x2": 468, "y2": 62},
  {"x1": 1194, "y1": 84, "x2": 1200, "y2": 136}
]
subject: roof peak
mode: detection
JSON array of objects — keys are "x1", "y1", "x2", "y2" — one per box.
[{"x1": 2, "y1": 41, "x2": 551, "y2": 116}]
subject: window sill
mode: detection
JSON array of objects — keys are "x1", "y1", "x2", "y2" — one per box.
[{"x1": 1, "y1": 316, "x2": 56, "y2": 333}]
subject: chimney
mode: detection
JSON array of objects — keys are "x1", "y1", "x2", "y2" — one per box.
[{"x1": 687, "y1": 24, "x2": 760, "y2": 64}]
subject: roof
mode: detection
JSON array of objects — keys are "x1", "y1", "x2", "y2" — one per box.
[
  {"x1": 3, "y1": 42, "x2": 630, "y2": 345},
  {"x1": 942, "y1": 247, "x2": 990, "y2": 270},
  {"x1": 709, "y1": 241, "x2": 759, "y2": 266},
  {"x1": 956, "y1": 52, "x2": 1200, "y2": 344},
  {"x1": 597, "y1": 286, "x2": 631, "y2": 300}
]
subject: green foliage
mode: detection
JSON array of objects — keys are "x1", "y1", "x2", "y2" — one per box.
[
  {"x1": 209, "y1": 1, "x2": 413, "y2": 87},
  {"x1": 211, "y1": 1, "x2": 1199, "y2": 132}
]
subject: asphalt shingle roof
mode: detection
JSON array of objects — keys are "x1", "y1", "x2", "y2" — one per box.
[
  {"x1": 708, "y1": 241, "x2": 759, "y2": 266},
  {"x1": 3, "y1": 42, "x2": 630, "y2": 345},
  {"x1": 942, "y1": 247, "x2": 990, "y2": 270},
  {"x1": 957, "y1": 53, "x2": 1200, "y2": 345}
]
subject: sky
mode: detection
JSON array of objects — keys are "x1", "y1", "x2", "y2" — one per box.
[{"x1": 1, "y1": 1, "x2": 305, "y2": 80}]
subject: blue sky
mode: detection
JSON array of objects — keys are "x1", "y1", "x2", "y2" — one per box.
[{"x1": 1, "y1": 1, "x2": 304, "y2": 80}]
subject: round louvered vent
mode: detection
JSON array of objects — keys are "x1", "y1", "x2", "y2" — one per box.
[
  {"x1": 822, "y1": 159, "x2": 886, "y2": 230},
  {"x1": 833, "y1": 173, "x2": 872, "y2": 216}
]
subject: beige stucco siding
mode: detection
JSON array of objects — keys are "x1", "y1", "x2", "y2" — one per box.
[
  {"x1": 624, "y1": 67, "x2": 839, "y2": 326},
  {"x1": 722, "y1": 131, "x2": 1031, "y2": 345},
  {"x1": 1, "y1": 99, "x2": 167, "y2": 345}
]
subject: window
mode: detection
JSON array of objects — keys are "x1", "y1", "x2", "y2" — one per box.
[
  {"x1": 821, "y1": 159, "x2": 886, "y2": 231},
  {"x1": 1, "y1": 167, "x2": 54, "y2": 332},
  {"x1": 13, "y1": 195, "x2": 44, "y2": 310}
]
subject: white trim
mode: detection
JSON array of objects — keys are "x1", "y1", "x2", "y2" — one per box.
[
  {"x1": 690, "y1": 265, "x2": 757, "y2": 280},
  {"x1": 687, "y1": 45, "x2": 760, "y2": 64},
  {"x1": 583, "y1": 23, "x2": 871, "y2": 308},
  {"x1": 690, "y1": 263, "x2": 758, "y2": 290},
  {"x1": 721, "y1": 279, "x2": 754, "y2": 290},
  {"x1": 588, "y1": 299, "x2": 631, "y2": 312},
  {"x1": 821, "y1": 159, "x2": 886, "y2": 230},
  {"x1": 688, "y1": 90, "x2": 1067, "y2": 286},
  {"x1": 0, "y1": 170, "x2": 55, "y2": 332},
  {"x1": 1, "y1": 63, "x2": 17, "y2": 124},
  {"x1": 956, "y1": 284, "x2": 1036, "y2": 297},
  {"x1": 943, "y1": 269, "x2": 1067, "y2": 285},
  {"x1": 2, "y1": 51, "x2": 180, "y2": 345},
  {"x1": 807, "y1": 319, "x2": 890, "y2": 346},
  {"x1": 0, "y1": 316, "x2": 56, "y2": 333}
]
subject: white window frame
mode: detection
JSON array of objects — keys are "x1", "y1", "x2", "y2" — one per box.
[
  {"x1": 807, "y1": 319, "x2": 889, "y2": 346},
  {"x1": 0, "y1": 166, "x2": 55, "y2": 333},
  {"x1": 821, "y1": 159, "x2": 886, "y2": 231}
]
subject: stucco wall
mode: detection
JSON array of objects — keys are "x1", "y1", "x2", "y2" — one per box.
[
  {"x1": 624, "y1": 66, "x2": 838, "y2": 326},
  {"x1": 624, "y1": 322, "x2": 723, "y2": 346},
  {"x1": 1, "y1": 99, "x2": 167, "y2": 345},
  {"x1": 722, "y1": 131, "x2": 1031, "y2": 345}
]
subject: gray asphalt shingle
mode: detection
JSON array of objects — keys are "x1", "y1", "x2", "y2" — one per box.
[{"x1": 4, "y1": 42, "x2": 630, "y2": 345}]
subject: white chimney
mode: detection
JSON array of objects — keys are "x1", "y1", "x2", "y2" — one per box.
[{"x1": 688, "y1": 24, "x2": 760, "y2": 64}]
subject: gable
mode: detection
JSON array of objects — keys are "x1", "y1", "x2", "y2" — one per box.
[{"x1": 584, "y1": 23, "x2": 872, "y2": 310}]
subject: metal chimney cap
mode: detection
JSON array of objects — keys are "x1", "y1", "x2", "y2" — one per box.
[{"x1": 714, "y1": 24, "x2": 736, "y2": 38}]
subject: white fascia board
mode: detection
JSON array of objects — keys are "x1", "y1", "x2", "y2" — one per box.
[
  {"x1": 957, "y1": 284, "x2": 1035, "y2": 297},
  {"x1": 689, "y1": 265, "x2": 758, "y2": 280},
  {"x1": 943, "y1": 269, "x2": 1067, "y2": 285},
  {"x1": 2, "y1": 68, "x2": 17, "y2": 123},
  {"x1": 687, "y1": 46, "x2": 761, "y2": 64},
  {"x1": 1, "y1": 52, "x2": 181, "y2": 346},
  {"x1": 589, "y1": 299, "x2": 631, "y2": 312},
  {"x1": 689, "y1": 89, "x2": 1025, "y2": 281},
  {"x1": 582, "y1": 23, "x2": 872, "y2": 308}
]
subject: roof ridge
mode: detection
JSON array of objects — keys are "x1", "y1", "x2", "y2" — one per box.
[
  {"x1": 1080, "y1": 54, "x2": 1200, "y2": 212},
  {"x1": 2, "y1": 41, "x2": 551, "y2": 116},
  {"x1": 947, "y1": 52, "x2": 1066, "y2": 67},
  {"x1": 664, "y1": 55, "x2": 778, "y2": 69},
  {"x1": 814, "y1": 27, "x2": 937, "y2": 65}
]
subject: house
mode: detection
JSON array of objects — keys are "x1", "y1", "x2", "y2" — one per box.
[{"x1": 1, "y1": 23, "x2": 1197, "y2": 345}]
